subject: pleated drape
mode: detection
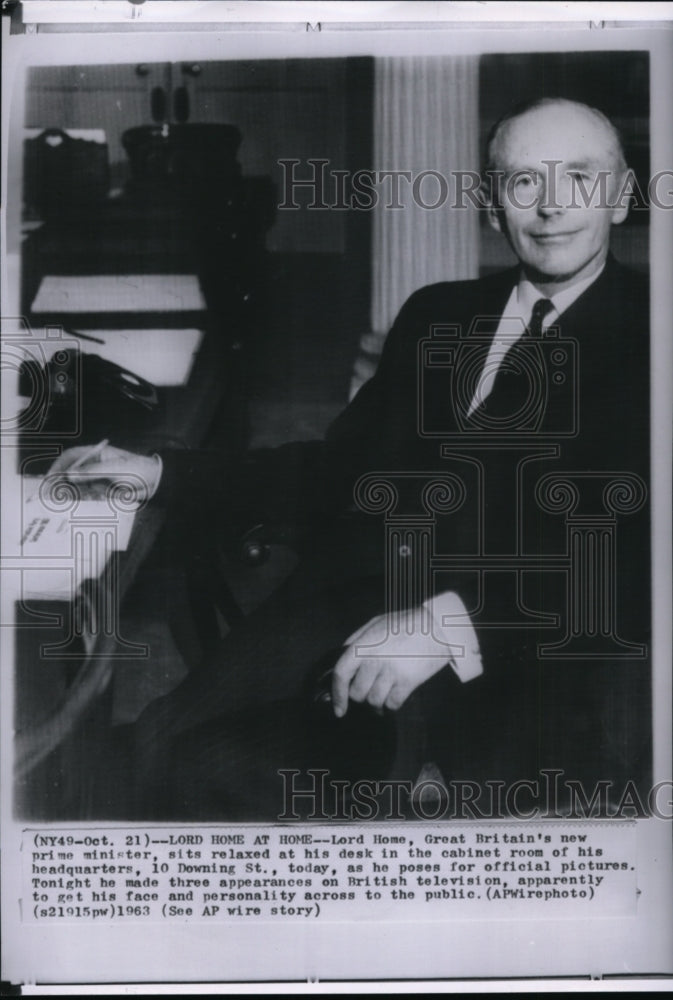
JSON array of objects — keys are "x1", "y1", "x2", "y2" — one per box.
[{"x1": 370, "y1": 56, "x2": 480, "y2": 335}]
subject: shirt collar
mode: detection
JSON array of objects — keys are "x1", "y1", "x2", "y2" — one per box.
[{"x1": 516, "y1": 264, "x2": 605, "y2": 324}]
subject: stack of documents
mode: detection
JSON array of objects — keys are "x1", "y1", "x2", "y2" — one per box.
[
  {"x1": 63, "y1": 328, "x2": 201, "y2": 387},
  {"x1": 24, "y1": 328, "x2": 204, "y2": 388},
  {"x1": 14, "y1": 477, "x2": 138, "y2": 600},
  {"x1": 31, "y1": 273, "x2": 207, "y2": 314}
]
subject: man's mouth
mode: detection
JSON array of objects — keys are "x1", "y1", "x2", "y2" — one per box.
[{"x1": 530, "y1": 231, "x2": 579, "y2": 243}]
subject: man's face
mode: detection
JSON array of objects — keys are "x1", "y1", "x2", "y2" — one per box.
[{"x1": 487, "y1": 104, "x2": 630, "y2": 291}]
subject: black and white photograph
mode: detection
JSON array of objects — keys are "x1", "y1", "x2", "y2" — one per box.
[{"x1": 1, "y1": 1, "x2": 672, "y2": 990}]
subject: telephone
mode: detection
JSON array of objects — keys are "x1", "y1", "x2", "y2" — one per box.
[{"x1": 19, "y1": 348, "x2": 161, "y2": 461}]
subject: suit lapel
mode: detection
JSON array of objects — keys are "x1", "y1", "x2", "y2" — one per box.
[
  {"x1": 420, "y1": 258, "x2": 642, "y2": 441},
  {"x1": 422, "y1": 270, "x2": 519, "y2": 434}
]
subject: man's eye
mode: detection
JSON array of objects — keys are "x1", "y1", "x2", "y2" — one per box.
[
  {"x1": 512, "y1": 173, "x2": 538, "y2": 188},
  {"x1": 568, "y1": 171, "x2": 592, "y2": 182}
]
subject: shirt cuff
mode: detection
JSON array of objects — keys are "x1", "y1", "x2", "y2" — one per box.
[
  {"x1": 423, "y1": 590, "x2": 483, "y2": 683},
  {"x1": 147, "y1": 453, "x2": 164, "y2": 499}
]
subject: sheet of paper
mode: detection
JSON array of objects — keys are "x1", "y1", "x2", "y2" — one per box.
[
  {"x1": 88, "y1": 328, "x2": 203, "y2": 385},
  {"x1": 35, "y1": 327, "x2": 204, "y2": 387},
  {"x1": 17, "y1": 477, "x2": 137, "y2": 599},
  {"x1": 31, "y1": 273, "x2": 207, "y2": 313}
]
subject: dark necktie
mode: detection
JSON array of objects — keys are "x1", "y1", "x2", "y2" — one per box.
[
  {"x1": 468, "y1": 297, "x2": 555, "y2": 425},
  {"x1": 527, "y1": 297, "x2": 555, "y2": 338}
]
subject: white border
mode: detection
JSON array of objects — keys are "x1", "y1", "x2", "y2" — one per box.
[
  {"x1": 15, "y1": 1, "x2": 673, "y2": 26},
  {"x1": 2, "y1": 2, "x2": 672, "y2": 991}
]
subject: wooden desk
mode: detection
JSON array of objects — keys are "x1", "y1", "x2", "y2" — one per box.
[
  {"x1": 15, "y1": 136, "x2": 277, "y2": 813},
  {"x1": 13, "y1": 320, "x2": 239, "y2": 816}
]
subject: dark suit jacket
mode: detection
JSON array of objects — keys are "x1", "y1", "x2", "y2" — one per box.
[{"x1": 160, "y1": 254, "x2": 651, "y2": 796}]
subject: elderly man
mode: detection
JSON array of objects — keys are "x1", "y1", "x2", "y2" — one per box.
[{"x1": 57, "y1": 97, "x2": 650, "y2": 819}]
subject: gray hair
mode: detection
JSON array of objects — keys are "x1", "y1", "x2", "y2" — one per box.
[{"x1": 483, "y1": 96, "x2": 628, "y2": 177}]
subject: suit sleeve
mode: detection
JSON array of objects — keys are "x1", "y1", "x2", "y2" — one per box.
[{"x1": 154, "y1": 289, "x2": 424, "y2": 529}]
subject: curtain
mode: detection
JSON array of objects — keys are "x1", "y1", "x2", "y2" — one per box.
[{"x1": 370, "y1": 55, "x2": 480, "y2": 335}]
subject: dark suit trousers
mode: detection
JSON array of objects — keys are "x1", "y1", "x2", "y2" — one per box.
[{"x1": 102, "y1": 524, "x2": 396, "y2": 820}]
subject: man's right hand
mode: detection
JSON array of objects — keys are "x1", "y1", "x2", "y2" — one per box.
[{"x1": 48, "y1": 445, "x2": 163, "y2": 502}]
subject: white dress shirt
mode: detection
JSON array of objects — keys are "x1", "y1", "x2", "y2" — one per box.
[{"x1": 466, "y1": 266, "x2": 604, "y2": 418}]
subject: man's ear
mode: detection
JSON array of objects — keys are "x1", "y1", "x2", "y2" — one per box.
[
  {"x1": 479, "y1": 172, "x2": 504, "y2": 233},
  {"x1": 486, "y1": 201, "x2": 503, "y2": 234},
  {"x1": 610, "y1": 170, "x2": 632, "y2": 226}
]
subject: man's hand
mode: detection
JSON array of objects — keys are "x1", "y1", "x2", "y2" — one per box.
[
  {"x1": 331, "y1": 606, "x2": 457, "y2": 718},
  {"x1": 48, "y1": 445, "x2": 162, "y2": 503}
]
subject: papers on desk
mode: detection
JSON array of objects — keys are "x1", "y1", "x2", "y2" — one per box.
[
  {"x1": 16, "y1": 477, "x2": 138, "y2": 600},
  {"x1": 90, "y1": 328, "x2": 203, "y2": 387},
  {"x1": 30, "y1": 328, "x2": 204, "y2": 387},
  {"x1": 88, "y1": 328, "x2": 203, "y2": 386},
  {"x1": 31, "y1": 273, "x2": 207, "y2": 314}
]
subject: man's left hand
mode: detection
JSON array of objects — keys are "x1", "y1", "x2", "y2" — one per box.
[{"x1": 331, "y1": 606, "x2": 455, "y2": 717}]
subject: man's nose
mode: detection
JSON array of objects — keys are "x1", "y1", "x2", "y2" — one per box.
[
  {"x1": 536, "y1": 169, "x2": 572, "y2": 216},
  {"x1": 536, "y1": 180, "x2": 566, "y2": 216}
]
